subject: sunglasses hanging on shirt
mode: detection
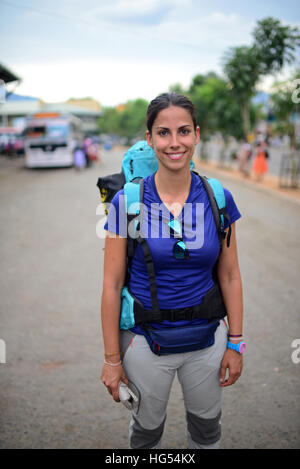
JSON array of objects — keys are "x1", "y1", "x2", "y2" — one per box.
[{"x1": 168, "y1": 219, "x2": 190, "y2": 260}]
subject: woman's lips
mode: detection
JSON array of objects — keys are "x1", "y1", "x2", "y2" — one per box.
[{"x1": 165, "y1": 152, "x2": 185, "y2": 160}]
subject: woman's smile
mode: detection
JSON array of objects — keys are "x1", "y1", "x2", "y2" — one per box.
[{"x1": 165, "y1": 151, "x2": 186, "y2": 161}]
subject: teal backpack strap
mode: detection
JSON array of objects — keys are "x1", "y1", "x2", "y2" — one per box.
[
  {"x1": 196, "y1": 173, "x2": 231, "y2": 248},
  {"x1": 124, "y1": 178, "x2": 144, "y2": 257},
  {"x1": 123, "y1": 178, "x2": 161, "y2": 315},
  {"x1": 207, "y1": 178, "x2": 231, "y2": 248},
  {"x1": 124, "y1": 180, "x2": 141, "y2": 215},
  {"x1": 206, "y1": 178, "x2": 226, "y2": 226}
]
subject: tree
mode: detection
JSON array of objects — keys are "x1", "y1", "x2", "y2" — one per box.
[
  {"x1": 253, "y1": 17, "x2": 300, "y2": 74},
  {"x1": 98, "y1": 98, "x2": 148, "y2": 141},
  {"x1": 223, "y1": 17, "x2": 300, "y2": 138},
  {"x1": 98, "y1": 107, "x2": 121, "y2": 135},
  {"x1": 188, "y1": 73, "x2": 248, "y2": 139},
  {"x1": 118, "y1": 98, "x2": 148, "y2": 140},
  {"x1": 168, "y1": 82, "x2": 185, "y2": 94},
  {"x1": 270, "y1": 70, "x2": 300, "y2": 147},
  {"x1": 223, "y1": 46, "x2": 259, "y2": 137}
]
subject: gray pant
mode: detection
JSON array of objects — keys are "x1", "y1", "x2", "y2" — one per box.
[{"x1": 119, "y1": 319, "x2": 228, "y2": 449}]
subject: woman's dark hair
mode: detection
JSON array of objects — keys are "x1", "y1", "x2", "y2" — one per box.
[{"x1": 146, "y1": 92, "x2": 197, "y2": 134}]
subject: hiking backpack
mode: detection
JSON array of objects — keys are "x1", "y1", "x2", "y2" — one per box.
[{"x1": 97, "y1": 140, "x2": 231, "y2": 247}]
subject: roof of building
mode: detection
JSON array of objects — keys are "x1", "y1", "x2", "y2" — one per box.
[
  {"x1": 0, "y1": 97, "x2": 102, "y2": 117},
  {"x1": 0, "y1": 63, "x2": 21, "y2": 84}
]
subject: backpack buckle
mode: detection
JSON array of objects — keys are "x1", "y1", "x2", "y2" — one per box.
[
  {"x1": 151, "y1": 310, "x2": 162, "y2": 323},
  {"x1": 169, "y1": 308, "x2": 189, "y2": 321}
]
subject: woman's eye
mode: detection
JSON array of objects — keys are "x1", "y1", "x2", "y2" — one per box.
[
  {"x1": 158, "y1": 130, "x2": 168, "y2": 136},
  {"x1": 180, "y1": 128, "x2": 190, "y2": 135}
]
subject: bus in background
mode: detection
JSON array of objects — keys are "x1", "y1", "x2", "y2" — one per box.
[{"x1": 24, "y1": 113, "x2": 83, "y2": 168}]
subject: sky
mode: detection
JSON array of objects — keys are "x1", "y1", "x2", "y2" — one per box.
[{"x1": 1, "y1": 0, "x2": 300, "y2": 107}]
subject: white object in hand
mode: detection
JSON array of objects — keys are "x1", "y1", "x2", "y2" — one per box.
[{"x1": 118, "y1": 382, "x2": 139, "y2": 411}]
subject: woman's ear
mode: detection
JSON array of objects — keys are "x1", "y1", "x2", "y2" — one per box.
[{"x1": 146, "y1": 130, "x2": 153, "y2": 148}]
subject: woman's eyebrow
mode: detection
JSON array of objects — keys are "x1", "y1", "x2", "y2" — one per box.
[{"x1": 155, "y1": 124, "x2": 192, "y2": 129}]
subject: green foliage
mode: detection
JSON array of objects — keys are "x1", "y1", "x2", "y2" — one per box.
[
  {"x1": 98, "y1": 98, "x2": 148, "y2": 140},
  {"x1": 253, "y1": 17, "x2": 300, "y2": 74},
  {"x1": 222, "y1": 16, "x2": 300, "y2": 137},
  {"x1": 223, "y1": 46, "x2": 259, "y2": 100},
  {"x1": 270, "y1": 70, "x2": 300, "y2": 145},
  {"x1": 187, "y1": 73, "x2": 250, "y2": 139},
  {"x1": 271, "y1": 70, "x2": 300, "y2": 119},
  {"x1": 168, "y1": 83, "x2": 185, "y2": 94},
  {"x1": 97, "y1": 17, "x2": 299, "y2": 144},
  {"x1": 98, "y1": 107, "x2": 120, "y2": 135},
  {"x1": 118, "y1": 99, "x2": 148, "y2": 140}
]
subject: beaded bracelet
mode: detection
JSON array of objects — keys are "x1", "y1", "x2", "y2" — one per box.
[
  {"x1": 103, "y1": 360, "x2": 122, "y2": 367},
  {"x1": 104, "y1": 351, "x2": 120, "y2": 357}
]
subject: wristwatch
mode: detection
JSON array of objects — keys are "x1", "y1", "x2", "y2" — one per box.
[{"x1": 227, "y1": 340, "x2": 246, "y2": 354}]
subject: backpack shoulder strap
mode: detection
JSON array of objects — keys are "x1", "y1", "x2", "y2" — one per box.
[
  {"x1": 207, "y1": 177, "x2": 232, "y2": 248},
  {"x1": 124, "y1": 178, "x2": 144, "y2": 255},
  {"x1": 124, "y1": 179, "x2": 142, "y2": 215},
  {"x1": 206, "y1": 178, "x2": 225, "y2": 223},
  {"x1": 196, "y1": 173, "x2": 231, "y2": 248},
  {"x1": 124, "y1": 178, "x2": 161, "y2": 315}
]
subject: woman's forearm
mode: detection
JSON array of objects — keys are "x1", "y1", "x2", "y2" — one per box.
[
  {"x1": 101, "y1": 286, "x2": 122, "y2": 360},
  {"x1": 219, "y1": 273, "x2": 243, "y2": 335}
]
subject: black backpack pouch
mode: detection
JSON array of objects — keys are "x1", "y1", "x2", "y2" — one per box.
[{"x1": 97, "y1": 172, "x2": 125, "y2": 213}]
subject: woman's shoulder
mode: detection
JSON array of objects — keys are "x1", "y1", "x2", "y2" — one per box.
[
  {"x1": 194, "y1": 173, "x2": 241, "y2": 224},
  {"x1": 223, "y1": 185, "x2": 235, "y2": 201},
  {"x1": 192, "y1": 172, "x2": 234, "y2": 199},
  {"x1": 222, "y1": 186, "x2": 241, "y2": 225}
]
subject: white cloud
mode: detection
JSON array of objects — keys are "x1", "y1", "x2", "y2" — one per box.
[
  {"x1": 9, "y1": 8, "x2": 256, "y2": 106},
  {"x1": 103, "y1": 4, "x2": 251, "y2": 49},
  {"x1": 84, "y1": 0, "x2": 167, "y2": 23},
  {"x1": 132, "y1": 11, "x2": 253, "y2": 51},
  {"x1": 10, "y1": 4, "x2": 297, "y2": 106},
  {"x1": 12, "y1": 59, "x2": 199, "y2": 106},
  {"x1": 201, "y1": 12, "x2": 239, "y2": 24},
  {"x1": 102, "y1": 0, "x2": 163, "y2": 15},
  {"x1": 83, "y1": 0, "x2": 194, "y2": 25}
]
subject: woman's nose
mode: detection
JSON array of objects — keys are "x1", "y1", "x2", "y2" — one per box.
[{"x1": 169, "y1": 133, "x2": 180, "y2": 148}]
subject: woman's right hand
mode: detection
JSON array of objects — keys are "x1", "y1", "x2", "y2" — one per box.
[{"x1": 101, "y1": 363, "x2": 129, "y2": 402}]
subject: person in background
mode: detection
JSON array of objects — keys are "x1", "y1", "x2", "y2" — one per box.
[
  {"x1": 237, "y1": 140, "x2": 252, "y2": 178},
  {"x1": 84, "y1": 137, "x2": 92, "y2": 167},
  {"x1": 252, "y1": 141, "x2": 268, "y2": 182},
  {"x1": 74, "y1": 144, "x2": 86, "y2": 171}
]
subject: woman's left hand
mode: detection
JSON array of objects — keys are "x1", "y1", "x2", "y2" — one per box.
[{"x1": 219, "y1": 349, "x2": 243, "y2": 387}]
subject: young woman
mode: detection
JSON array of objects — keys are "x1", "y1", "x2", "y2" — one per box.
[{"x1": 101, "y1": 93, "x2": 244, "y2": 449}]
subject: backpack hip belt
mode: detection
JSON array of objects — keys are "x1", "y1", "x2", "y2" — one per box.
[{"x1": 132, "y1": 282, "x2": 227, "y2": 325}]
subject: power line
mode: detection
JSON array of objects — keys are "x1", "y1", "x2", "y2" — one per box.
[{"x1": 0, "y1": 0, "x2": 100, "y2": 27}]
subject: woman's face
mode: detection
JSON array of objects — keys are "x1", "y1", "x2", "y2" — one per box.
[{"x1": 146, "y1": 105, "x2": 200, "y2": 173}]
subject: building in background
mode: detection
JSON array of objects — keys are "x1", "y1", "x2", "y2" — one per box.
[
  {"x1": 0, "y1": 63, "x2": 102, "y2": 134},
  {"x1": 0, "y1": 63, "x2": 22, "y2": 126}
]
